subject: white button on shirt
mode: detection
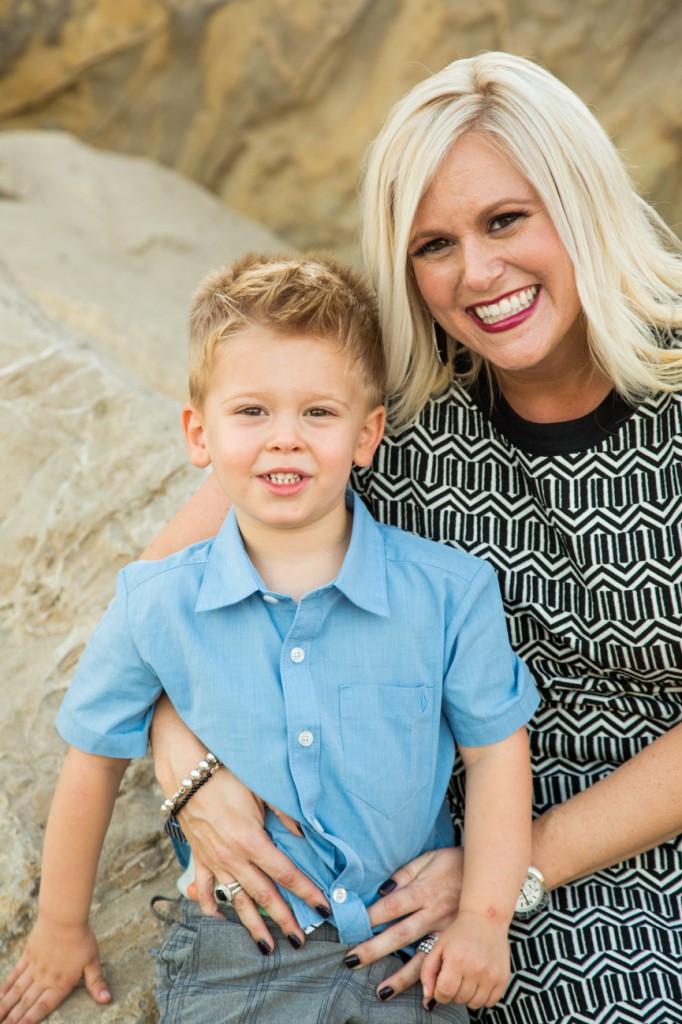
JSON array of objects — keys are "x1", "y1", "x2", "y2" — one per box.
[
  {"x1": 262, "y1": 594, "x2": 279, "y2": 604},
  {"x1": 332, "y1": 887, "x2": 348, "y2": 903},
  {"x1": 290, "y1": 646, "x2": 305, "y2": 663},
  {"x1": 297, "y1": 730, "x2": 314, "y2": 747}
]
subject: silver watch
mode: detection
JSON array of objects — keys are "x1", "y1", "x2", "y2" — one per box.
[{"x1": 515, "y1": 865, "x2": 548, "y2": 915}]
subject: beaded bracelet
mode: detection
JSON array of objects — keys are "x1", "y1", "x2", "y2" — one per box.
[{"x1": 160, "y1": 751, "x2": 222, "y2": 818}]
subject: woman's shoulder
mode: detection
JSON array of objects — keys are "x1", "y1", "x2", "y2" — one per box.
[{"x1": 379, "y1": 519, "x2": 495, "y2": 584}]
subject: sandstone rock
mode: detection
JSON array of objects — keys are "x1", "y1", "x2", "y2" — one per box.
[
  {"x1": 0, "y1": 130, "x2": 288, "y2": 401},
  {"x1": 0, "y1": 1, "x2": 680, "y2": 261},
  {"x1": 0, "y1": 135, "x2": 288, "y2": 1022}
]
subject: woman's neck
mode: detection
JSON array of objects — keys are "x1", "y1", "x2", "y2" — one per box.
[{"x1": 494, "y1": 361, "x2": 612, "y2": 424}]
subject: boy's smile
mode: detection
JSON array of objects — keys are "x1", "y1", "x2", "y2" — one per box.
[{"x1": 183, "y1": 327, "x2": 385, "y2": 550}]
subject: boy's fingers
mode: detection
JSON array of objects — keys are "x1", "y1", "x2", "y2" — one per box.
[
  {"x1": 83, "y1": 962, "x2": 111, "y2": 1004},
  {"x1": 3, "y1": 981, "x2": 59, "y2": 1024}
]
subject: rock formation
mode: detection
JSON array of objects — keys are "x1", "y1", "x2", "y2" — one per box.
[
  {"x1": 0, "y1": 131, "x2": 287, "y2": 1022},
  {"x1": 0, "y1": 1, "x2": 680, "y2": 262}
]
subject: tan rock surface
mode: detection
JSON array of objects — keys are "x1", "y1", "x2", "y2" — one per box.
[
  {"x1": 0, "y1": 132, "x2": 288, "y2": 1022},
  {"x1": 0, "y1": 1, "x2": 680, "y2": 262}
]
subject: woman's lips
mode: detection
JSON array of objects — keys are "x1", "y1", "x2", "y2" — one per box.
[{"x1": 467, "y1": 285, "x2": 540, "y2": 333}]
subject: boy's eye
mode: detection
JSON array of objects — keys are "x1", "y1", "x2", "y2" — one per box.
[
  {"x1": 238, "y1": 406, "x2": 266, "y2": 416},
  {"x1": 305, "y1": 407, "x2": 334, "y2": 417}
]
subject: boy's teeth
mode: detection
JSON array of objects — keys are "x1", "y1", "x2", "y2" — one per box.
[
  {"x1": 266, "y1": 473, "x2": 302, "y2": 484},
  {"x1": 473, "y1": 286, "x2": 538, "y2": 324}
]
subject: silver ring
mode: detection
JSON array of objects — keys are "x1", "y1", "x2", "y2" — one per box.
[
  {"x1": 417, "y1": 933, "x2": 439, "y2": 956},
  {"x1": 214, "y1": 881, "x2": 243, "y2": 905}
]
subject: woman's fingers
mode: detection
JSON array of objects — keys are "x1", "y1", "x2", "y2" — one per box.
[{"x1": 372, "y1": 952, "x2": 423, "y2": 1001}]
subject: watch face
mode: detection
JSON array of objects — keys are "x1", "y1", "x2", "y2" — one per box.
[{"x1": 515, "y1": 869, "x2": 546, "y2": 914}]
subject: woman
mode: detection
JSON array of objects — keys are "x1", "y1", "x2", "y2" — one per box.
[{"x1": 149, "y1": 52, "x2": 682, "y2": 1022}]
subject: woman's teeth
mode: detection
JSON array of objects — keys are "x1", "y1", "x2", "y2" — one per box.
[{"x1": 472, "y1": 286, "x2": 538, "y2": 325}]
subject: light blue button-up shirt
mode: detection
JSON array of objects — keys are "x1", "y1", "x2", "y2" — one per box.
[{"x1": 57, "y1": 491, "x2": 539, "y2": 943}]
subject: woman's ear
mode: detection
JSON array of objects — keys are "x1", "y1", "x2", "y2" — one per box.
[
  {"x1": 182, "y1": 404, "x2": 212, "y2": 468},
  {"x1": 353, "y1": 404, "x2": 387, "y2": 468}
]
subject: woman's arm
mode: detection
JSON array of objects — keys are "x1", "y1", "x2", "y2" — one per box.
[
  {"x1": 347, "y1": 719, "x2": 682, "y2": 1000},
  {"x1": 150, "y1": 696, "x2": 330, "y2": 951},
  {"x1": 141, "y1": 473, "x2": 230, "y2": 560},
  {"x1": 532, "y1": 718, "x2": 682, "y2": 887}
]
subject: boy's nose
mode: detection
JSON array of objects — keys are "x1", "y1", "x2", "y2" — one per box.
[{"x1": 266, "y1": 419, "x2": 303, "y2": 451}]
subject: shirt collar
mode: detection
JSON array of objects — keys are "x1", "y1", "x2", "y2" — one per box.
[{"x1": 195, "y1": 488, "x2": 389, "y2": 617}]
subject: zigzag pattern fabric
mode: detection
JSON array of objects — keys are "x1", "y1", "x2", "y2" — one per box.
[{"x1": 354, "y1": 383, "x2": 682, "y2": 1023}]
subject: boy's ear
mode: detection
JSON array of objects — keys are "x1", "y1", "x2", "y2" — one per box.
[
  {"x1": 353, "y1": 404, "x2": 386, "y2": 468},
  {"x1": 182, "y1": 404, "x2": 212, "y2": 468}
]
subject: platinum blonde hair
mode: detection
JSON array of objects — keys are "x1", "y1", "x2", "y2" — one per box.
[{"x1": 361, "y1": 51, "x2": 682, "y2": 430}]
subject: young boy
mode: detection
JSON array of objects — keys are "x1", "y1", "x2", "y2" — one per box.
[{"x1": 0, "y1": 253, "x2": 539, "y2": 1024}]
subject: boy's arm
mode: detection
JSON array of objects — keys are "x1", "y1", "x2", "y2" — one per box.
[
  {"x1": 420, "y1": 727, "x2": 532, "y2": 1010},
  {"x1": 0, "y1": 747, "x2": 129, "y2": 1024}
]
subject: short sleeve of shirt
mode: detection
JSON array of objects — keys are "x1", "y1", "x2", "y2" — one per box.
[
  {"x1": 55, "y1": 569, "x2": 162, "y2": 758},
  {"x1": 442, "y1": 561, "x2": 539, "y2": 746}
]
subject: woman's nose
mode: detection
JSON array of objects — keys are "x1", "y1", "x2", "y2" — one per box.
[{"x1": 460, "y1": 238, "x2": 503, "y2": 293}]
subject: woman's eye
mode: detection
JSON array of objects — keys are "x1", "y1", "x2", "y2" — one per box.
[
  {"x1": 411, "y1": 237, "x2": 453, "y2": 258},
  {"x1": 489, "y1": 211, "x2": 525, "y2": 232}
]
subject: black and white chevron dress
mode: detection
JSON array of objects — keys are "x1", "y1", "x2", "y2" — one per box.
[{"x1": 354, "y1": 380, "x2": 682, "y2": 1024}]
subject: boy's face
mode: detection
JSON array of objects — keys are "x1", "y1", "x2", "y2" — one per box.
[{"x1": 183, "y1": 327, "x2": 385, "y2": 536}]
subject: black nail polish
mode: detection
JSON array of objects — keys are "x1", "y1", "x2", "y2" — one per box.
[
  {"x1": 426, "y1": 998, "x2": 437, "y2": 1012},
  {"x1": 315, "y1": 904, "x2": 331, "y2": 919},
  {"x1": 343, "y1": 954, "x2": 361, "y2": 969},
  {"x1": 378, "y1": 878, "x2": 397, "y2": 896},
  {"x1": 257, "y1": 940, "x2": 272, "y2": 956},
  {"x1": 295, "y1": 821, "x2": 305, "y2": 836},
  {"x1": 378, "y1": 986, "x2": 394, "y2": 1002},
  {"x1": 287, "y1": 934, "x2": 302, "y2": 949}
]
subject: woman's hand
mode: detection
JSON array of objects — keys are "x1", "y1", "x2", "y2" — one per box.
[
  {"x1": 343, "y1": 847, "x2": 464, "y2": 999},
  {"x1": 151, "y1": 696, "x2": 330, "y2": 951},
  {"x1": 176, "y1": 766, "x2": 330, "y2": 951}
]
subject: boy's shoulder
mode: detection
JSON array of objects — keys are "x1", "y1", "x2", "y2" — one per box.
[{"x1": 377, "y1": 520, "x2": 493, "y2": 584}]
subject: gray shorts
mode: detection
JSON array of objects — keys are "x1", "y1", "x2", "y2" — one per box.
[{"x1": 154, "y1": 898, "x2": 468, "y2": 1024}]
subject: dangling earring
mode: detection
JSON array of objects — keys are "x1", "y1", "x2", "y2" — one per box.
[{"x1": 432, "y1": 320, "x2": 449, "y2": 366}]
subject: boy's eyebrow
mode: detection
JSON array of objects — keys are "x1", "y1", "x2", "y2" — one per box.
[{"x1": 218, "y1": 390, "x2": 355, "y2": 408}]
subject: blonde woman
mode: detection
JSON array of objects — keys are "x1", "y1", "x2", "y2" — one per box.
[{"x1": 147, "y1": 53, "x2": 682, "y2": 1023}]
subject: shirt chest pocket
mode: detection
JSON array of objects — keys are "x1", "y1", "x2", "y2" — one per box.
[{"x1": 339, "y1": 684, "x2": 434, "y2": 819}]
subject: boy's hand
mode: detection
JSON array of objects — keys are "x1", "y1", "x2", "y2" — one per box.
[
  {"x1": 420, "y1": 910, "x2": 511, "y2": 1010},
  {"x1": 0, "y1": 918, "x2": 111, "y2": 1023}
]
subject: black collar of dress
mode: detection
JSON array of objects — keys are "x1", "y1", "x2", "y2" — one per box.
[{"x1": 468, "y1": 371, "x2": 637, "y2": 455}]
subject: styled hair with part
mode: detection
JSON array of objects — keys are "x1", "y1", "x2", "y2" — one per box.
[
  {"x1": 361, "y1": 50, "x2": 682, "y2": 430},
  {"x1": 188, "y1": 251, "x2": 385, "y2": 407}
]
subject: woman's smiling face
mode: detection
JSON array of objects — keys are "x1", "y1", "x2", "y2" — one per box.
[{"x1": 409, "y1": 134, "x2": 587, "y2": 385}]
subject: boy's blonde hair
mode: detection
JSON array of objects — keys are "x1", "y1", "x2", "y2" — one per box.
[
  {"x1": 362, "y1": 51, "x2": 682, "y2": 430},
  {"x1": 188, "y1": 251, "x2": 385, "y2": 408}
]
